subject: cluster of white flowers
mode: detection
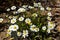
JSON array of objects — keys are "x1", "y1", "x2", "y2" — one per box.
[
  {"x1": 7, "y1": 6, "x2": 16, "y2": 11},
  {"x1": 6, "y1": 2, "x2": 45, "y2": 15},
  {"x1": 0, "y1": 18, "x2": 3, "y2": 23},
  {"x1": 17, "y1": 30, "x2": 29, "y2": 38},
  {"x1": 47, "y1": 12, "x2": 52, "y2": 33},
  {"x1": 7, "y1": 24, "x2": 29, "y2": 38},
  {"x1": 33, "y1": 2, "x2": 51, "y2": 11},
  {"x1": 33, "y1": 2, "x2": 45, "y2": 11},
  {"x1": 9, "y1": 24, "x2": 19, "y2": 31},
  {"x1": 7, "y1": 24, "x2": 19, "y2": 36},
  {"x1": 7, "y1": 13, "x2": 40, "y2": 37},
  {"x1": 46, "y1": 7, "x2": 55, "y2": 33},
  {"x1": 47, "y1": 21, "x2": 55, "y2": 33},
  {"x1": 47, "y1": 11, "x2": 55, "y2": 33},
  {"x1": 48, "y1": 21, "x2": 55, "y2": 30},
  {"x1": 6, "y1": 2, "x2": 55, "y2": 39},
  {"x1": 30, "y1": 25, "x2": 39, "y2": 32},
  {"x1": 8, "y1": 15, "x2": 40, "y2": 38},
  {"x1": 6, "y1": 6, "x2": 26, "y2": 15},
  {"x1": 7, "y1": 29, "x2": 12, "y2": 35},
  {"x1": 47, "y1": 12, "x2": 52, "y2": 21},
  {"x1": 34, "y1": 2, "x2": 42, "y2": 7}
]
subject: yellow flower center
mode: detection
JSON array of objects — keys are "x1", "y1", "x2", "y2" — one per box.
[
  {"x1": 17, "y1": 32, "x2": 20, "y2": 35},
  {"x1": 23, "y1": 31, "x2": 26, "y2": 35},
  {"x1": 14, "y1": 26, "x2": 16, "y2": 29},
  {"x1": 12, "y1": 20, "x2": 15, "y2": 22},
  {"x1": 6, "y1": 34, "x2": 10, "y2": 37},
  {"x1": 49, "y1": 26, "x2": 53, "y2": 28},
  {"x1": 7, "y1": 30, "x2": 10, "y2": 32},
  {"x1": 50, "y1": 22, "x2": 53, "y2": 24},
  {"x1": 32, "y1": 27, "x2": 35, "y2": 29}
]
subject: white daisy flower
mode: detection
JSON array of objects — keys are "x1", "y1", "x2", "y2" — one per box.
[
  {"x1": 0, "y1": 18, "x2": 3, "y2": 23},
  {"x1": 46, "y1": 7, "x2": 52, "y2": 11},
  {"x1": 25, "y1": 18, "x2": 31, "y2": 24},
  {"x1": 47, "y1": 16, "x2": 52, "y2": 21},
  {"x1": 11, "y1": 18, "x2": 16, "y2": 24},
  {"x1": 34, "y1": 3, "x2": 39, "y2": 7},
  {"x1": 17, "y1": 8, "x2": 26, "y2": 13},
  {"x1": 7, "y1": 8, "x2": 10, "y2": 11},
  {"x1": 8, "y1": 16, "x2": 13, "y2": 19},
  {"x1": 28, "y1": 6, "x2": 34, "y2": 9},
  {"x1": 6, "y1": 29, "x2": 11, "y2": 37},
  {"x1": 42, "y1": 26, "x2": 46, "y2": 30},
  {"x1": 30, "y1": 27, "x2": 36, "y2": 31},
  {"x1": 40, "y1": 7, "x2": 45, "y2": 11},
  {"x1": 38, "y1": 2, "x2": 42, "y2": 7},
  {"x1": 9, "y1": 24, "x2": 19, "y2": 31},
  {"x1": 19, "y1": 17, "x2": 24, "y2": 21},
  {"x1": 7, "y1": 29, "x2": 12, "y2": 35},
  {"x1": 47, "y1": 29, "x2": 51, "y2": 33},
  {"x1": 48, "y1": 21, "x2": 55, "y2": 30},
  {"x1": 17, "y1": 32, "x2": 22, "y2": 36},
  {"x1": 22, "y1": 5, "x2": 28, "y2": 8},
  {"x1": 22, "y1": 30, "x2": 28, "y2": 38},
  {"x1": 32, "y1": 13, "x2": 38, "y2": 17},
  {"x1": 9, "y1": 25, "x2": 13, "y2": 31},
  {"x1": 34, "y1": 28, "x2": 39, "y2": 32},
  {"x1": 13, "y1": 11, "x2": 18, "y2": 14},
  {"x1": 11, "y1": 6, "x2": 16, "y2": 10},
  {"x1": 30, "y1": 25, "x2": 36, "y2": 31},
  {"x1": 47, "y1": 12, "x2": 52, "y2": 16}
]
